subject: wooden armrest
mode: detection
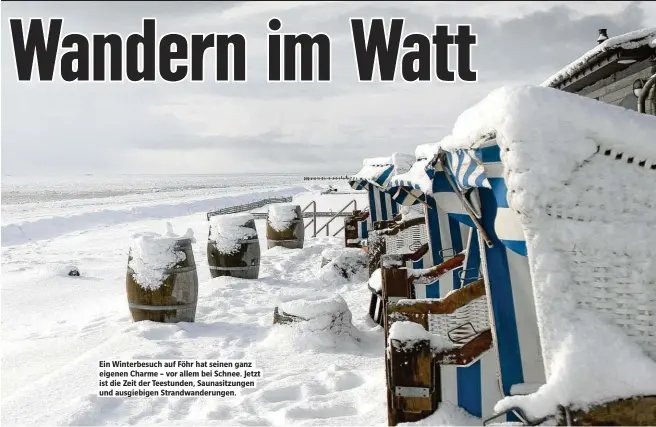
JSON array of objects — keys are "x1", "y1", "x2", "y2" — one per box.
[
  {"x1": 402, "y1": 243, "x2": 430, "y2": 262},
  {"x1": 435, "y1": 329, "x2": 492, "y2": 365},
  {"x1": 378, "y1": 217, "x2": 426, "y2": 236},
  {"x1": 389, "y1": 279, "x2": 486, "y2": 316},
  {"x1": 352, "y1": 210, "x2": 369, "y2": 221},
  {"x1": 408, "y1": 253, "x2": 466, "y2": 282}
]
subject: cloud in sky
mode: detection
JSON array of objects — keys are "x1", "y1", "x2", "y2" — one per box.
[{"x1": 1, "y1": 1, "x2": 653, "y2": 175}]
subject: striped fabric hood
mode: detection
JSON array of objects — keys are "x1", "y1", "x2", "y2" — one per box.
[{"x1": 348, "y1": 153, "x2": 415, "y2": 191}]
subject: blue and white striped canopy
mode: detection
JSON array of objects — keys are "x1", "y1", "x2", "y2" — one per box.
[
  {"x1": 348, "y1": 153, "x2": 415, "y2": 191},
  {"x1": 387, "y1": 159, "x2": 434, "y2": 206},
  {"x1": 446, "y1": 149, "x2": 492, "y2": 190},
  {"x1": 348, "y1": 162, "x2": 394, "y2": 190},
  {"x1": 442, "y1": 144, "x2": 528, "y2": 257}
]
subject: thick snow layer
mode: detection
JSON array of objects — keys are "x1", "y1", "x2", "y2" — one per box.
[
  {"x1": 317, "y1": 248, "x2": 369, "y2": 284},
  {"x1": 542, "y1": 27, "x2": 656, "y2": 87},
  {"x1": 369, "y1": 268, "x2": 382, "y2": 292},
  {"x1": 164, "y1": 222, "x2": 196, "y2": 242},
  {"x1": 267, "y1": 204, "x2": 299, "y2": 231},
  {"x1": 362, "y1": 153, "x2": 415, "y2": 171},
  {"x1": 128, "y1": 223, "x2": 189, "y2": 290},
  {"x1": 388, "y1": 321, "x2": 456, "y2": 352},
  {"x1": 495, "y1": 310, "x2": 656, "y2": 419},
  {"x1": 279, "y1": 294, "x2": 350, "y2": 321},
  {"x1": 401, "y1": 402, "x2": 481, "y2": 426},
  {"x1": 389, "y1": 159, "x2": 433, "y2": 193},
  {"x1": 352, "y1": 152, "x2": 416, "y2": 185},
  {"x1": 2, "y1": 187, "x2": 395, "y2": 426},
  {"x1": 439, "y1": 85, "x2": 656, "y2": 159},
  {"x1": 209, "y1": 213, "x2": 257, "y2": 255},
  {"x1": 400, "y1": 205, "x2": 425, "y2": 221},
  {"x1": 438, "y1": 84, "x2": 656, "y2": 414},
  {"x1": 415, "y1": 143, "x2": 440, "y2": 160}
]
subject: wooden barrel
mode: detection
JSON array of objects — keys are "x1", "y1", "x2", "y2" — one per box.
[
  {"x1": 126, "y1": 237, "x2": 198, "y2": 323},
  {"x1": 266, "y1": 204, "x2": 305, "y2": 249},
  {"x1": 207, "y1": 214, "x2": 260, "y2": 279}
]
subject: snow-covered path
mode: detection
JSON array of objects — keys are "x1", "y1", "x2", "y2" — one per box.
[{"x1": 1, "y1": 188, "x2": 392, "y2": 426}]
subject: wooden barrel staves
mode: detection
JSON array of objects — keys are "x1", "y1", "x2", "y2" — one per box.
[
  {"x1": 266, "y1": 204, "x2": 305, "y2": 249},
  {"x1": 126, "y1": 231, "x2": 198, "y2": 323},
  {"x1": 207, "y1": 213, "x2": 260, "y2": 279}
]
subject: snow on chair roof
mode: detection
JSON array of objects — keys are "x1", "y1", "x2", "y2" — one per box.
[
  {"x1": 542, "y1": 27, "x2": 656, "y2": 89},
  {"x1": 440, "y1": 84, "x2": 656, "y2": 158},
  {"x1": 348, "y1": 152, "x2": 415, "y2": 191},
  {"x1": 387, "y1": 143, "x2": 439, "y2": 205}
]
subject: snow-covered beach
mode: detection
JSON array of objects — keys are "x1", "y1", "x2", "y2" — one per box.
[{"x1": 1, "y1": 176, "x2": 407, "y2": 426}]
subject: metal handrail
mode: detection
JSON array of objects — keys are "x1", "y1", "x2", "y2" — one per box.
[
  {"x1": 302, "y1": 201, "x2": 317, "y2": 237},
  {"x1": 314, "y1": 199, "x2": 357, "y2": 237}
]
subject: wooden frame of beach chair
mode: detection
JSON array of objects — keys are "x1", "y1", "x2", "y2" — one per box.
[
  {"x1": 348, "y1": 155, "x2": 432, "y2": 327},
  {"x1": 382, "y1": 243, "x2": 494, "y2": 426},
  {"x1": 347, "y1": 158, "x2": 405, "y2": 257},
  {"x1": 380, "y1": 147, "x2": 548, "y2": 425},
  {"x1": 435, "y1": 147, "x2": 547, "y2": 421},
  {"x1": 366, "y1": 210, "x2": 432, "y2": 325}
]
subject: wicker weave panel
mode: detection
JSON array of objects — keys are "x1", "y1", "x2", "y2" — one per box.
[
  {"x1": 517, "y1": 153, "x2": 656, "y2": 363},
  {"x1": 568, "y1": 249, "x2": 656, "y2": 360},
  {"x1": 384, "y1": 223, "x2": 429, "y2": 255},
  {"x1": 427, "y1": 296, "x2": 490, "y2": 345}
]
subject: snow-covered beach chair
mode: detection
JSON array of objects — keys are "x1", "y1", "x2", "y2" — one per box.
[
  {"x1": 437, "y1": 85, "x2": 656, "y2": 425},
  {"x1": 383, "y1": 144, "x2": 534, "y2": 424},
  {"x1": 365, "y1": 202, "x2": 433, "y2": 325},
  {"x1": 348, "y1": 154, "x2": 413, "y2": 246},
  {"x1": 348, "y1": 154, "x2": 433, "y2": 325}
]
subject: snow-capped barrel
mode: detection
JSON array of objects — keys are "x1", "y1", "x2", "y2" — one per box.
[
  {"x1": 266, "y1": 204, "x2": 305, "y2": 249},
  {"x1": 207, "y1": 213, "x2": 260, "y2": 279},
  {"x1": 125, "y1": 224, "x2": 198, "y2": 323}
]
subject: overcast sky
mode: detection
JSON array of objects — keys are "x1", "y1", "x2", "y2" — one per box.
[{"x1": 2, "y1": 1, "x2": 654, "y2": 176}]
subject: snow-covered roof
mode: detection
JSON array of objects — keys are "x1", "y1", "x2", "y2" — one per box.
[
  {"x1": 542, "y1": 27, "x2": 656, "y2": 88},
  {"x1": 440, "y1": 85, "x2": 656, "y2": 161},
  {"x1": 349, "y1": 152, "x2": 415, "y2": 189},
  {"x1": 415, "y1": 143, "x2": 440, "y2": 160},
  {"x1": 386, "y1": 143, "x2": 440, "y2": 195},
  {"x1": 387, "y1": 159, "x2": 433, "y2": 194}
]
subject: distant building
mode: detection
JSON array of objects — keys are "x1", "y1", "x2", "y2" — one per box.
[{"x1": 543, "y1": 27, "x2": 656, "y2": 115}]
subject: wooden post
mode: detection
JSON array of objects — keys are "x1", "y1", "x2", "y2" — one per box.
[
  {"x1": 382, "y1": 254, "x2": 436, "y2": 426},
  {"x1": 387, "y1": 338, "x2": 439, "y2": 426},
  {"x1": 381, "y1": 254, "x2": 411, "y2": 341}
]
